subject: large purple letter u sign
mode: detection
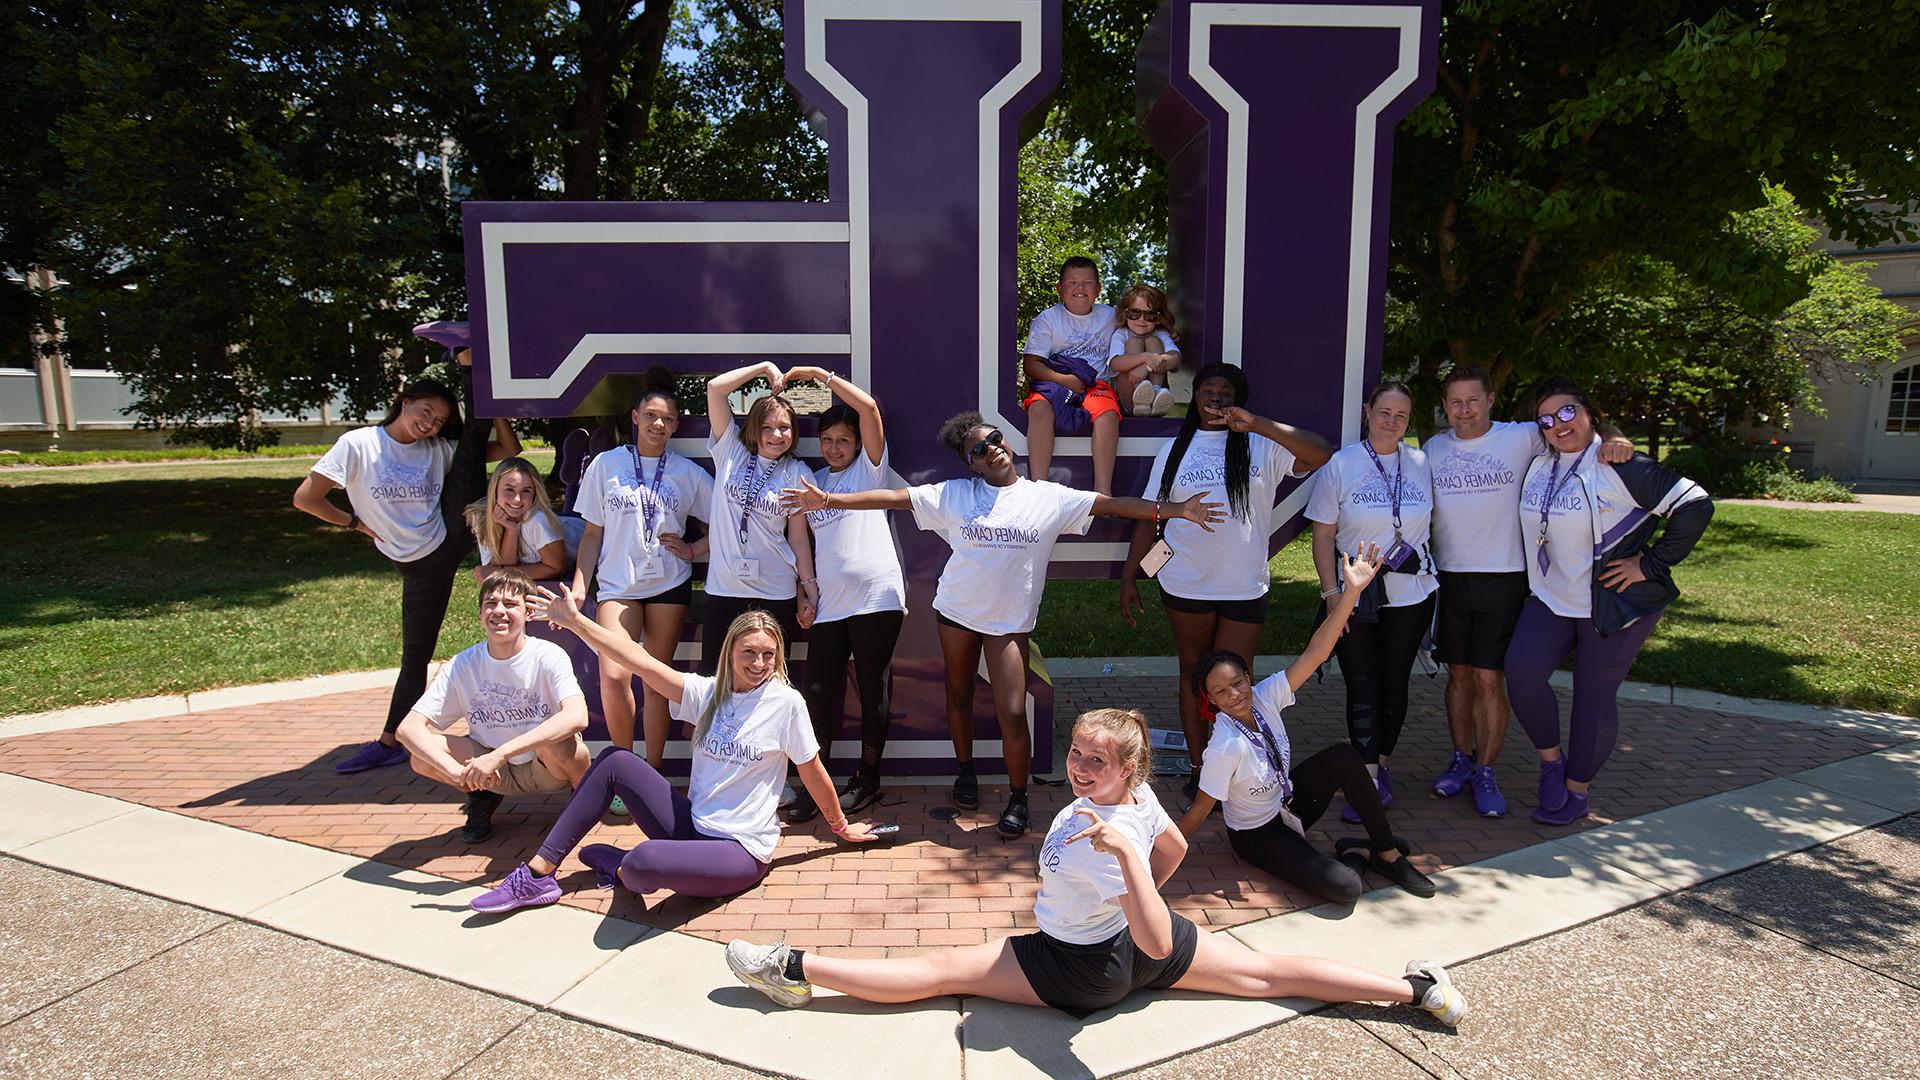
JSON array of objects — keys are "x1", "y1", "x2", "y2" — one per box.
[{"x1": 462, "y1": 0, "x2": 1436, "y2": 775}]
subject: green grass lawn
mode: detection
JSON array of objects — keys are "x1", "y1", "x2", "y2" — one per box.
[{"x1": 3, "y1": 457, "x2": 1915, "y2": 716}]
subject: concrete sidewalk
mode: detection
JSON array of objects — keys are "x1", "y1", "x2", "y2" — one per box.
[{"x1": 6, "y1": 813, "x2": 1915, "y2": 1079}]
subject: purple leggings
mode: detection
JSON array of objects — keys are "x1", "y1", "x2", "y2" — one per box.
[
  {"x1": 535, "y1": 747, "x2": 769, "y2": 898},
  {"x1": 1504, "y1": 597, "x2": 1663, "y2": 784}
]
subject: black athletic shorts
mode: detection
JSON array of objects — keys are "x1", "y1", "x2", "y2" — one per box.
[
  {"x1": 1434, "y1": 571, "x2": 1529, "y2": 670},
  {"x1": 1010, "y1": 913, "x2": 1199, "y2": 1017},
  {"x1": 1159, "y1": 589, "x2": 1270, "y2": 625}
]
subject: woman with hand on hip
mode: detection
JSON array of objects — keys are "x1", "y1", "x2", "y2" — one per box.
[
  {"x1": 293, "y1": 348, "x2": 519, "y2": 774},
  {"x1": 780, "y1": 366, "x2": 906, "y2": 823},
  {"x1": 780, "y1": 411, "x2": 1224, "y2": 839},
  {"x1": 1508, "y1": 378, "x2": 1712, "y2": 825},
  {"x1": 571, "y1": 368, "x2": 713, "y2": 769}
]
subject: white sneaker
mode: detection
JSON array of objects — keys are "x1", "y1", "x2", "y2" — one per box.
[
  {"x1": 1405, "y1": 960, "x2": 1467, "y2": 1026},
  {"x1": 1132, "y1": 379, "x2": 1159, "y2": 414},
  {"x1": 1150, "y1": 386, "x2": 1176, "y2": 416},
  {"x1": 726, "y1": 939, "x2": 813, "y2": 1008}
]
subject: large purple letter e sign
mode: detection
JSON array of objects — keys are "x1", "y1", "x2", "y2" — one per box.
[{"x1": 461, "y1": 0, "x2": 1435, "y2": 776}]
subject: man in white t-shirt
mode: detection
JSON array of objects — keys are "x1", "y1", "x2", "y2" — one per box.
[
  {"x1": 396, "y1": 567, "x2": 591, "y2": 842},
  {"x1": 1021, "y1": 257, "x2": 1123, "y2": 495},
  {"x1": 1424, "y1": 367, "x2": 1631, "y2": 819}
]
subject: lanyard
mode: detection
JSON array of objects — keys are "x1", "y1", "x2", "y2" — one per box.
[
  {"x1": 628, "y1": 445, "x2": 669, "y2": 542},
  {"x1": 1361, "y1": 439, "x2": 1404, "y2": 535},
  {"x1": 1535, "y1": 445, "x2": 1591, "y2": 574},
  {"x1": 735, "y1": 454, "x2": 776, "y2": 546},
  {"x1": 1235, "y1": 705, "x2": 1293, "y2": 802}
]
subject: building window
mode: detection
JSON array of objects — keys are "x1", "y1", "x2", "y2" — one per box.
[{"x1": 1891, "y1": 363, "x2": 1920, "y2": 435}]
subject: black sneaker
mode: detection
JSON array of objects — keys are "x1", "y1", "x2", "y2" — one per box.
[
  {"x1": 1336, "y1": 836, "x2": 1436, "y2": 898},
  {"x1": 462, "y1": 790, "x2": 503, "y2": 843},
  {"x1": 839, "y1": 772, "x2": 883, "y2": 814},
  {"x1": 951, "y1": 770, "x2": 979, "y2": 810},
  {"x1": 995, "y1": 794, "x2": 1031, "y2": 839},
  {"x1": 784, "y1": 787, "x2": 821, "y2": 824}
]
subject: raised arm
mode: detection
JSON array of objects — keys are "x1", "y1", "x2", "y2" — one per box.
[
  {"x1": 1286, "y1": 544, "x2": 1382, "y2": 689},
  {"x1": 484, "y1": 417, "x2": 521, "y2": 463},
  {"x1": 705, "y1": 362, "x2": 785, "y2": 443},
  {"x1": 789, "y1": 365, "x2": 886, "y2": 466},
  {"x1": 529, "y1": 586, "x2": 688, "y2": 703}
]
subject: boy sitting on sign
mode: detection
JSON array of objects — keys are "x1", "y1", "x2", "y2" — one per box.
[
  {"x1": 1021, "y1": 256, "x2": 1123, "y2": 495},
  {"x1": 396, "y1": 567, "x2": 592, "y2": 842}
]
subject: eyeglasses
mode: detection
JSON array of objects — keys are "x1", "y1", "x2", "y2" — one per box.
[
  {"x1": 1123, "y1": 308, "x2": 1160, "y2": 321},
  {"x1": 1536, "y1": 403, "x2": 1581, "y2": 429},
  {"x1": 967, "y1": 429, "x2": 1006, "y2": 460}
]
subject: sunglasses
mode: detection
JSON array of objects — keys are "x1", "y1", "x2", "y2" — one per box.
[
  {"x1": 967, "y1": 429, "x2": 1006, "y2": 461},
  {"x1": 1537, "y1": 403, "x2": 1581, "y2": 429},
  {"x1": 1123, "y1": 308, "x2": 1160, "y2": 321}
]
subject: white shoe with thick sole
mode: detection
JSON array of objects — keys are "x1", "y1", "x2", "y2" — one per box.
[{"x1": 727, "y1": 939, "x2": 813, "y2": 1008}]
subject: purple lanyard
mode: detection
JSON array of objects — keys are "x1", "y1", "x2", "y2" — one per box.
[
  {"x1": 1361, "y1": 439, "x2": 1404, "y2": 535},
  {"x1": 735, "y1": 454, "x2": 775, "y2": 546},
  {"x1": 1535, "y1": 445, "x2": 1591, "y2": 573},
  {"x1": 628, "y1": 445, "x2": 668, "y2": 542},
  {"x1": 1237, "y1": 705, "x2": 1294, "y2": 802}
]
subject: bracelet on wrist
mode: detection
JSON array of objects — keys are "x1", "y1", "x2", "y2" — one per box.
[
  {"x1": 830, "y1": 819, "x2": 850, "y2": 836},
  {"x1": 1319, "y1": 585, "x2": 1341, "y2": 599},
  {"x1": 799, "y1": 577, "x2": 818, "y2": 586}
]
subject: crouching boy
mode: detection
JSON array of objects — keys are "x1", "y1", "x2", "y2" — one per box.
[{"x1": 398, "y1": 566, "x2": 592, "y2": 841}]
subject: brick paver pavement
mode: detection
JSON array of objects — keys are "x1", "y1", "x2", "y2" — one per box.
[{"x1": 0, "y1": 672, "x2": 1894, "y2": 957}]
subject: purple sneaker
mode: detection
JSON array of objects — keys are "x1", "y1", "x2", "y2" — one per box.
[
  {"x1": 1470, "y1": 766, "x2": 1507, "y2": 818},
  {"x1": 1532, "y1": 791, "x2": 1589, "y2": 827},
  {"x1": 470, "y1": 863, "x2": 562, "y2": 914},
  {"x1": 1537, "y1": 758, "x2": 1568, "y2": 813},
  {"x1": 335, "y1": 740, "x2": 408, "y2": 774},
  {"x1": 1432, "y1": 752, "x2": 1472, "y2": 797},
  {"x1": 580, "y1": 843, "x2": 628, "y2": 890}
]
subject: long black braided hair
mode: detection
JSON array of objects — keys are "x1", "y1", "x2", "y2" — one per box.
[{"x1": 1157, "y1": 362, "x2": 1252, "y2": 521}]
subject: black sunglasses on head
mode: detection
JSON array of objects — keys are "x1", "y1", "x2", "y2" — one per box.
[{"x1": 968, "y1": 429, "x2": 1006, "y2": 460}]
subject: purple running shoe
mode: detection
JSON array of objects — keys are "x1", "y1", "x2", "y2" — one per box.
[
  {"x1": 470, "y1": 863, "x2": 562, "y2": 914},
  {"x1": 1342, "y1": 768, "x2": 1393, "y2": 824},
  {"x1": 580, "y1": 844, "x2": 627, "y2": 890},
  {"x1": 1431, "y1": 751, "x2": 1474, "y2": 798},
  {"x1": 1532, "y1": 791, "x2": 1589, "y2": 827},
  {"x1": 1469, "y1": 766, "x2": 1507, "y2": 819},
  {"x1": 335, "y1": 740, "x2": 408, "y2": 774},
  {"x1": 1537, "y1": 757, "x2": 1568, "y2": 813}
]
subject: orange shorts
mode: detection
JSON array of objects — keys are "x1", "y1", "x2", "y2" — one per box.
[{"x1": 1023, "y1": 380, "x2": 1121, "y2": 435}]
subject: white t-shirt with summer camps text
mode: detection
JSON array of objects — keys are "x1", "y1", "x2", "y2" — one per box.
[
  {"x1": 1305, "y1": 441, "x2": 1439, "y2": 607},
  {"x1": 806, "y1": 451, "x2": 907, "y2": 624},
  {"x1": 1425, "y1": 421, "x2": 1545, "y2": 573},
  {"x1": 313, "y1": 426, "x2": 457, "y2": 563},
  {"x1": 1198, "y1": 673, "x2": 1297, "y2": 833},
  {"x1": 908, "y1": 477, "x2": 1098, "y2": 635},
  {"x1": 475, "y1": 508, "x2": 564, "y2": 571},
  {"x1": 1103, "y1": 328, "x2": 1178, "y2": 384},
  {"x1": 1024, "y1": 303, "x2": 1118, "y2": 386},
  {"x1": 707, "y1": 422, "x2": 813, "y2": 600},
  {"x1": 1518, "y1": 452, "x2": 1597, "y2": 618},
  {"x1": 669, "y1": 673, "x2": 819, "y2": 864},
  {"x1": 1140, "y1": 430, "x2": 1306, "y2": 601},
  {"x1": 412, "y1": 638, "x2": 583, "y2": 765},
  {"x1": 579, "y1": 447, "x2": 713, "y2": 600},
  {"x1": 1033, "y1": 786, "x2": 1172, "y2": 944}
]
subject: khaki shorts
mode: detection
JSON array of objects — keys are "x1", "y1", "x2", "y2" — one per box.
[{"x1": 486, "y1": 737, "x2": 584, "y2": 796}]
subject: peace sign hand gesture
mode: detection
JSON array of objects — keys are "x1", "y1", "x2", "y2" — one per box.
[{"x1": 1067, "y1": 807, "x2": 1139, "y2": 860}]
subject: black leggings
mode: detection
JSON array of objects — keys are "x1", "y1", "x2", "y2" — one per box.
[
  {"x1": 382, "y1": 373, "x2": 491, "y2": 734},
  {"x1": 1225, "y1": 744, "x2": 1395, "y2": 904},
  {"x1": 701, "y1": 592, "x2": 802, "y2": 675},
  {"x1": 800, "y1": 609, "x2": 904, "y2": 779},
  {"x1": 1331, "y1": 593, "x2": 1436, "y2": 763}
]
